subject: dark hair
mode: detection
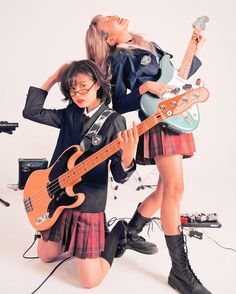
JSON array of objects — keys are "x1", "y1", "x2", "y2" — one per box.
[{"x1": 60, "y1": 59, "x2": 111, "y2": 105}]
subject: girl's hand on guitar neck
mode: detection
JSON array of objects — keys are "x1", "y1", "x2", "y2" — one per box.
[
  {"x1": 139, "y1": 81, "x2": 173, "y2": 98},
  {"x1": 41, "y1": 63, "x2": 70, "y2": 92},
  {"x1": 118, "y1": 121, "x2": 139, "y2": 169},
  {"x1": 193, "y1": 33, "x2": 206, "y2": 56}
]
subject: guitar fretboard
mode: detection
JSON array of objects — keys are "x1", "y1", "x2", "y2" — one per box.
[
  {"x1": 178, "y1": 28, "x2": 201, "y2": 80},
  {"x1": 58, "y1": 114, "x2": 162, "y2": 188}
]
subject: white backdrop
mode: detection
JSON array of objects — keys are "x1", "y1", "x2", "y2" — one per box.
[
  {"x1": 0, "y1": 0, "x2": 235, "y2": 231},
  {"x1": 1, "y1": 1, "x2": 236, "y2": 293}
]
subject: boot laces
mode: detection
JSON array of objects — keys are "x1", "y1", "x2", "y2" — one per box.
[
  {"x1": 107, "y1": 215, "x2": 160, "y2": 241},
  {"x1": 146, "y1": 216, "x2": 162, "y2": 237},
  {"x1": 179, "y1": 234, "x2": 202, "y2": 285}
]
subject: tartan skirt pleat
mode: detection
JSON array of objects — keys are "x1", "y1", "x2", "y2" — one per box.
[
  {"x1": 136, "y1": 125, "x2": 196, "y2": 165},
  {"x1": 41, "y1": 209, "x2": 105, "y2": 259}
]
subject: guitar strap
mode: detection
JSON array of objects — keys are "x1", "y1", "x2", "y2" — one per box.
[
  {"x1": 152, "y1": 42, "x2": 173, "y2": 60},
  {"x1": 80, "y1": 108, "x2": 114, "y2": 152}
]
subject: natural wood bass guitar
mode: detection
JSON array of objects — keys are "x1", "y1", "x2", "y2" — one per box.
[{"x1": 24, "y1": 88, "x2": 209, "y2": 231}]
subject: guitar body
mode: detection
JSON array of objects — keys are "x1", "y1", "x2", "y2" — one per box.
[
  {"x1": 23, "y1": 145, "x2": 85, "y2": 231},
  {"x1": 140, "y1": 55, "x2": 200, "y2": 133}
]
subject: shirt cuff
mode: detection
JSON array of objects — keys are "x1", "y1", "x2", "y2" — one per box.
[{"x1": 121, "y1": 159, "x2": 135, "y2": 172}]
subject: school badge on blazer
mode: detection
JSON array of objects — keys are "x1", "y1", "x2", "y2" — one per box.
[
  {"x1": 140, "y1": 55, "x2": 151, "y2": 65},
  {"x1": 92, "y1": 135, "x2": 102, "y2": 146}
]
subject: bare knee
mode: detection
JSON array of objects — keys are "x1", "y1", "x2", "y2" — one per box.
[
  {"x1": 165, "y1": 181, "x2": 184, "y2": 201},
  {"x1": 79, "y1": 275, "x2": 103, "y2": 288},
  {"x1": 38, "y1": 252, "x2": 59, "y2": 263},
  {"x1": 175, "y1": 181, "x2": 184, "y2": 198},
  {"x1": 38, "y1": 246, "x2": 61, "y2": 262}
]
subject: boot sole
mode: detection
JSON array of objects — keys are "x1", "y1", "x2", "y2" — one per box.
[
  {"x1": 168, "y1": 276, "x2": 190, "y2": 294},
  {"x1": 126, "y1": 244, "x2": 158, "y2": 255}
]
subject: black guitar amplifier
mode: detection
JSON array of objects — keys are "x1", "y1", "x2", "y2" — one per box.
[{"x1": 18, "y1": 158, "x2": 48, "y2": 190}]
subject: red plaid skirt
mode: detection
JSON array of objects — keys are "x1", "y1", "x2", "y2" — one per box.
[
  {"x1": 136, "y1": 125, "x2": 196, "y2": 165},
  {"x1": 41, "y1": 209, "x2": 105, "y2": 259}
]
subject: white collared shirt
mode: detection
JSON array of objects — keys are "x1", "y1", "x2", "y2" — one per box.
[{"x1": 84, "y1": 103, "x2": 104, "y2": 118}]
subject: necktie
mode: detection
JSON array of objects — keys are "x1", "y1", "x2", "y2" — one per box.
[{"x1": 82, "y1": 114, "x2": 90, "y2": 126}]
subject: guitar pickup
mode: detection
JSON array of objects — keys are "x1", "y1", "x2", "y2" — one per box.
[
  {"x1": 182, "y1": 84, "x2": 193, "y2": 91},
  {"x1": 24, "y1": 198, "x2": 33, "y2": 212}
]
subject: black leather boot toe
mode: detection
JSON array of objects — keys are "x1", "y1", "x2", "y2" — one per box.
[
  {"x1": 127, "y1": 234, "x2": 158, "y2": 254},
  {"x1": 165, "y1": 234, "x2": 212, "y2": 294},
  {"x1": 127, "y1": 204, "x2": 158, "y2": 255}
]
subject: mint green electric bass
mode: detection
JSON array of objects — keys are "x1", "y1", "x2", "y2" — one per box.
[{"x1": 140, "y1": 16, "x2": 209, "y2": 133}]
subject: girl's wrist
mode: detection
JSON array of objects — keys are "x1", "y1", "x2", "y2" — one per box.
[
  {"x1": 121, "y1": 156, "x2": 133, "y2": 169},
  {"x1": 41, "y1": 75, "x2": 57, "y2": 91},
  {"x1": 139, "y1": 81, "x2": 148, "y2": 95}
]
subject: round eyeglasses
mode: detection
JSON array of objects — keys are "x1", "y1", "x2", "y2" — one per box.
[{"x1": 69, "y1": 82, "x2": 96, "y2": 97}]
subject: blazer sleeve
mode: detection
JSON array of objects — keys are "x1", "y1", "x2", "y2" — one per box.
[
  {"x1": 22, "y1": 86, "x2": 65, "y2": 128},
  {"x1": 109, "y1": 114, "x2": 136, "y2": 184},
  {"x1": 111, "y1": 52, "x2": 141, "y2": 114}
]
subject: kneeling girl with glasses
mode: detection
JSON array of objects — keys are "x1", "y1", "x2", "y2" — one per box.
[{"x1": 23, "y1": 59, "x2": 138, "y2": 288}]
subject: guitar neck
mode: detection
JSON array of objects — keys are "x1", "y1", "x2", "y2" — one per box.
[
  {"x1": 59, "y1": 114, "x2": 162, "y2": 187},
  {"x1": 178, "y1": 28, "x2": 201, "y2": 80}
]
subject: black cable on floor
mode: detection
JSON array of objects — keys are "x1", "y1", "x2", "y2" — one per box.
[
  {"x1": 202, "y1": 229, "x2": 236, "y2": 253},
  {"x1": 31, "y1": 256, "x2": 73, "y2": 294},
  {"x1": 23, "y1": 233, "x2": 41, "y2": 259}
]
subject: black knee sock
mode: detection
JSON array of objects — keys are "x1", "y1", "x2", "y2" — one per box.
[{"x1": 101, "y1": 220, "x2": 126, "y2": 267}]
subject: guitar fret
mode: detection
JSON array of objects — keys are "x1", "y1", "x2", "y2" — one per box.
[
  {"x1": 77, "y1": 142, "x2": 119, "y2": 176},
  {"x1": 59, "y1": 115, "x2": 161, "y2": 187},
  {"x1": 138, "y1": 116, "x2": 159, "y2": 136},
  {"x1": 178, "y1": 30, "x2": 199, "y2": 80}
]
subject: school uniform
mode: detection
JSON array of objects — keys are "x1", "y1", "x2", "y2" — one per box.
[
  {"x1": 111, "y1": 44, "x2": 202, "y2": 164},
  {"x1": 23, "y1": 86, "x2": 135, "y2": 258}
]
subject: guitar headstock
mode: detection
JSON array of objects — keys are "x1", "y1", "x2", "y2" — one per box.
[
  {"x1": 193, "y1": 16, "x2": 209, "y2": 31},
  {"x1": 157, "y1": 87, "x2": 209, "y2": 119}
]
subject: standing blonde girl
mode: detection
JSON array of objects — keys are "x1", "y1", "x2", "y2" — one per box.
[{"x1": 85, "y1": 15, "x2": 211, "y2": 294}]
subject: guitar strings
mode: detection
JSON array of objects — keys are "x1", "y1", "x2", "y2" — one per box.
[
  {"x1": 26, "y1": 117, "x2": 155, "y2": 209},
  {"x1": 24, "y1": 139, "x2": 120, "y2": 206},
  {"x1": 24, "y1": 102, "x2": 181, "y2": 209},
  {"x1": 25, "y1": 116, "x2": 158, "y2": 209},
  {"x1": 25, "y1": 92, "x2": 200, "y2": 210}
]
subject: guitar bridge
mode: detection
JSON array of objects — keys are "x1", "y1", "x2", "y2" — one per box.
[{"x1": 24, "y1": 198, "x2": 33, "y2": 212}]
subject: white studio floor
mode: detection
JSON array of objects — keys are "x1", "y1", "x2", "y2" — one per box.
[{"x1": 0, "y1": 168, "x2": 236, "y2": 294}]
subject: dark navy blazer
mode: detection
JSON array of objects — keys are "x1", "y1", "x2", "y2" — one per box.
[
  {"x1": 111, "y1": 44, "x2": 202, "y2": 121},
  {"x1": 23, "y1": 86, "x2": 135, "y2": 212}
]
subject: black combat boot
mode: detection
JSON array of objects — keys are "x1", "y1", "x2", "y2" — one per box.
[
  {"x1": 104, "y1": 214, "x2": 110, "y2": 237},
  {"x1": 126, "y1": 205, "x2": 158, "y2": 255},
  {"x1": 165, "y1": 233, "x2": 212, "y2": 294},
  {"x1": 115, "y1": 221, "x2": 128, "y2": 258}
]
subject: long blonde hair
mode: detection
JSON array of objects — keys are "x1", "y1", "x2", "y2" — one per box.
[{"x1": 86, "y1": 15, "x2": 156, "y2": 80}]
